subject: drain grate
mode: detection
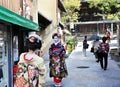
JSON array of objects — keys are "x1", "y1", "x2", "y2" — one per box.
[
  {"x1": 45, "y1": 84, "x2": 55, "y2": 87},
  {"x1": 77, "y1": 66, "x2": 89, "y2": 69}
]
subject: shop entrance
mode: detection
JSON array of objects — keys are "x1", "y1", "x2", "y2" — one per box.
[{"x1": 0, "y1": 24, "x2": 8, "y2": 87}]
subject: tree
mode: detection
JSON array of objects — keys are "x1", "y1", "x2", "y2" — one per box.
[
  {"x1": 87, "y1": 0, "x2": 120, "y2": 20},
  {"x1": 62, "y1": 0, "x2": 81, "y2": 23}
]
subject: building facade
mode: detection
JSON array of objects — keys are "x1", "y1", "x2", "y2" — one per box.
[
  {"x1": 37, "y1": 0, "x2": 67, "y2": 57},
  {"x1": 0, "y1": 0, "x2": 39, "y2": 87}
]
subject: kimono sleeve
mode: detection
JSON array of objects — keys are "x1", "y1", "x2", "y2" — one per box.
[
  {"x1": 49, "y1": 44, "x2": 53, "y2": 55},
  {"x1": 38, "y1": 58, "x2": 46, "y2": 75},
  {"x1": 35, "y1": 57, "x2": 46, "y2": 85}
]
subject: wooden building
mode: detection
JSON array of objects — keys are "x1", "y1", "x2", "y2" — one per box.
[{"x1": 0, "y1": 0, "x2": 38, "y2": 87}]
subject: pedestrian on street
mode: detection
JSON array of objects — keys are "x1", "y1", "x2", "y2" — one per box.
[
  {"x1": 83, "y1": 36, "x2": 89, "y2": 57},
  {"x1": 92, "y1": 35, "x2": 101, "y2": 62},
  {"x1": 105, "y1": 28, "x2": 111, "y2": 43},
  {"x1": 49, "y1": 33, "x2": 68, "y2": 87},
  {"x1": 98, "y1": 36, "x2": 109, "y2": 70},
  {"x1": 14, "y1": 35, "x2": 46, "y2": 87}
]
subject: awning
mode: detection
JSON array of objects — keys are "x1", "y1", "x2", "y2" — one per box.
[
  {"x1": 38, "y1": 12, "x2": 52, "y2": 28},
  {"x1": 0, "y1": 6, "x2": 39, "y2": 31},
  {"x1": 74, "y1": 20, "x2": 120, "y2": 25},
  {"x1": 58, "y1": 0, "x2": 67, "y2": 12}
]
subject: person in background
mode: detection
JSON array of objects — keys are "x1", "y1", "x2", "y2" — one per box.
[
  {"x1": 92, "y1": 36, "x2": 101, "y2": 62},
  {"x1": 105, "y1": 28, "x2": 111, "y2": 43},
  {"x1": 98, "y1": 36, "x2": 109, "y2": 70},
  {"x1": 15, "y1": 35, "x2": 46, "y2": 87},
  {"x1": 83, "y1": 36, "x2": 89, "y2": 57},
  {"x1": 49, "y1": 33, "x2": 68, "y2": 87}
]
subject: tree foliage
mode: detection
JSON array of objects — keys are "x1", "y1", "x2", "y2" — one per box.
[
  {"x1": 62, "y1": 0, "x2": 80, "y2": 23},
  {"x1": 87, "y1": 0, "x2": 120, "y2": 20}
]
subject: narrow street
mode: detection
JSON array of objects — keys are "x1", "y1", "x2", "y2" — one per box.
[
  {"x1": 1, "y1": 1, "x2": 120, "y2": 87},
  {"x1": 45, "y1": 40, "x2": 120, "y2": 87}
]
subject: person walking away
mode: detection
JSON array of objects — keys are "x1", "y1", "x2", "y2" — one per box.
[
  {"x1": 49, "y1": 33, "x2": 68, "y2": 87},
  {"x1": 83, "y1": 36, "x2": 89, "y2": 57},
  {"x1": 92, "y1": 36, "x2": 101, "y2": 62},
  {"x1": 98, "y1": 36, "x2": 109, "y2": 70},
  {"x1": 15, "y1": 35, "x2": 46, "y2": 87},
  {"x1": 105, "y1": 29, "x2": 111, "y2": 43}
]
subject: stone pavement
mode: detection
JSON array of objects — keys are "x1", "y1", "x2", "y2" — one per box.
[{"x1": 45, "y1": 41, "x2": 120, "y2": 87}]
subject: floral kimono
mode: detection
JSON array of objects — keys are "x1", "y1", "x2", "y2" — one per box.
[
  {"x1": 49, "y1": 42, "x2": 68, "y2": 80},
  {"x1": 15, "y1": 53, "x2": 46, "y2": 87}
]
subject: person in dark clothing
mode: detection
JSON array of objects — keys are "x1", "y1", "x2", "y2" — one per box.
[
  {"x1": 83, "y1": 36, "x2": 89, "y2": 56},
  {"x1": 98, "y1": 36, "x2": 109, "y2": 70}
]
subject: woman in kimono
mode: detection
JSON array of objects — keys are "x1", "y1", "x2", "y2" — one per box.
[
  {"x1": 15, "y1": 35, "x2": 46, "y2": 87},
  {"x1": 49, "y1": 33, "x2": 68, "y2": 87}
]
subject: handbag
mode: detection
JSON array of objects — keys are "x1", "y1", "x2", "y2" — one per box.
[
  {"x1": 97, "y1": 47, "x2": 102, "y2": 54},
  {"x1": 83, "y1": 43, "x2": 89, "y2": 49},
  {"x1": 90, "y1": 47, "x2": 94, "y2": 53}
]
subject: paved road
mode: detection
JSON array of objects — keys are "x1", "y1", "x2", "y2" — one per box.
[{"x1": 45, "y1": 41, "x2": 120, "y2": 87}]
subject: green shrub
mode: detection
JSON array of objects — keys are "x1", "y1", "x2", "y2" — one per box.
[{"x1": 66, "y1": 36, "x2": 75, "y2": 53}]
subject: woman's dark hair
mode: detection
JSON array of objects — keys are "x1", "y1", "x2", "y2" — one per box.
[
  {"x1": 26, "y1": 36, "x2": 42, "y2": 51},
  {"x1": 52, "y1": 33, "x2": 59, "y2": 39},
  {"x1": 102, "y1": 36, "x2": 107, "y2": 42}
]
